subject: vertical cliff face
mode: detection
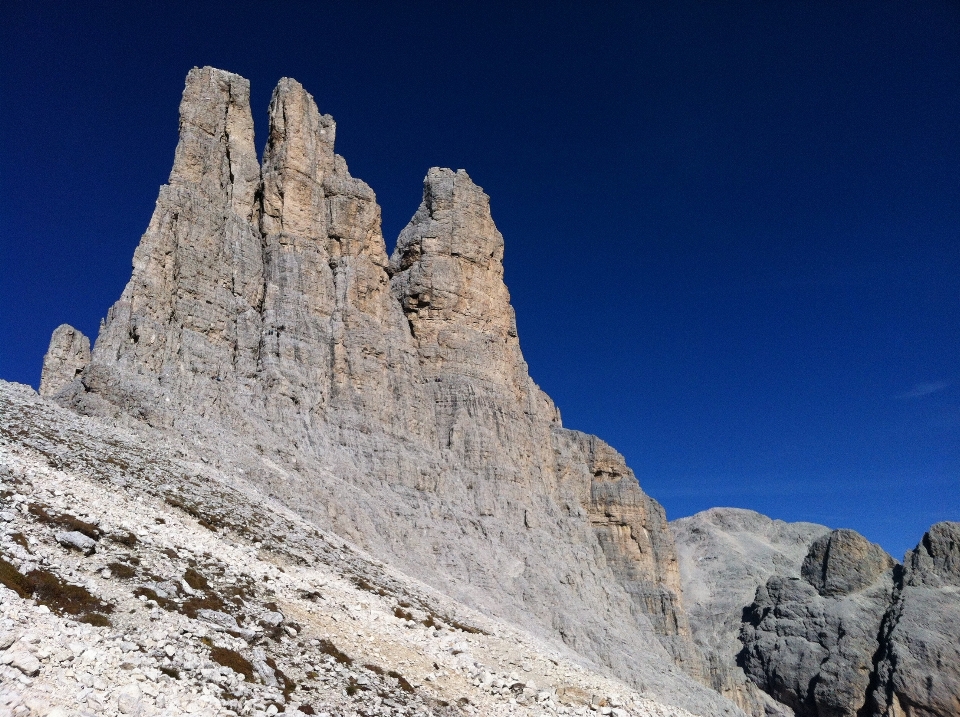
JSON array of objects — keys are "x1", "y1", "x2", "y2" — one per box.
[
  {"x1": 75, "y1": 67, "x2": 265, "y2": 424},
  {"x1": 39, "y1": 325, "x2": 91, "y2": 399},
  {"x1": 867, "y1": 522, "x2": 960, "y2": 717},
  {"x1": 390, "y1": 168, "x2": 560, "y2": 490},
  {"x1": 47, "y1": 67, "x2": 733, "y2": 714}
]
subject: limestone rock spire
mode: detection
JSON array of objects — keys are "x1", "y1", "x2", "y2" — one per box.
[
  {"x1": 78, "y1": 66, "x2": 265, "y2": 422},
  {"x1": 391, "y1": 168, "x2": 515, "y2": 354},
  {"x1": 169, "y1": 66, "x2": 260, "y2": 218},
  {"x1": 39, "y1": 324, "x2": 90, "y2": 398},
  {"x1": 42, "y1": 68, "x2": 734, "y2": 714},
  {"x1": 390, "y1": 168, "x2": 559, "y2": 424}
]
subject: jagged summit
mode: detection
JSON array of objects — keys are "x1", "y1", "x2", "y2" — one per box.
[
  {"x1": 29, "y1": 67, "x2": 958, "y2": 717},
  {"x1": 39, "y1": 324, "x2": 90, "y2": 399},
  {"x1": 39, "y1": 67, "x2": 729, "y2": 715}
]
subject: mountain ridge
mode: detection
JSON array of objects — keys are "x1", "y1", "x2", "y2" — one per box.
[
  {"x1": 38, "y1": 66, "x2": 723, "y2": 715},
  {"x1": 10, "y1": 66, "x2": 958, "y2": 717}
]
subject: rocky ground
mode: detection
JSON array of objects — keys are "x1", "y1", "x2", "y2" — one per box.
[{"x1": 0, "y1": 380, "x2": 695, "y2": 717}]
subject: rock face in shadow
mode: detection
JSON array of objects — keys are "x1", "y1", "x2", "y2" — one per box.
[
  {"x1": 675, "y1": 514, "x2": 960, "y2": 717},
  {"x1": 44, "y1": 67, "x2": 730, "y2": 715},
  {"x1": 672, "y1": 508, "x2": 830, "y2": 716},
  {"x1": 739, "y1": 530, "x2": 897, "y2": 717},
  {"x1": 39, "y1": 325, "x2": 90, "y2": 398},
  {"x1": 866, "y1": 522, "x2": 960, "y2": 717}
]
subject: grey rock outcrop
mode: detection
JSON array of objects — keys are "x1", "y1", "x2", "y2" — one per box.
[
  {"x1": 38, "y1": 325, "x2": 90, "y2": 398},
  {"x1": 866, "y1": 522, "x2": 960, "y2": 717},
  {"x1": 43, "y1": 67, "x2": 732, "y2": 715},
  {"x1": 800, "y1": 528, "x2": 896, "y2": 598},
  {"x1": 677, "y1": 513, "x2": 960, "y2": 717},
  {"x1": 672, "y1": 508, "x2": 829, "y2": 715},
  {"x1": 739, "y1": 530, "x2": 897, "y2": 717},
  {"x1": 54, "y1": 530, "x2": 97, "y2": 555}
]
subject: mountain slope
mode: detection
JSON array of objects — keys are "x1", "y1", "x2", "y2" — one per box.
[
  {"x1": 38, "y1": 67, "x2": 734, "y2": 716},
  {"x1": 0, "y1": 379, "x2": 700, "y2": 717}
]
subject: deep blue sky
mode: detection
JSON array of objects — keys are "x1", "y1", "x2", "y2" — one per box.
[{"x1": 3, "y1": 1, "x2": 958, "y2": 558}]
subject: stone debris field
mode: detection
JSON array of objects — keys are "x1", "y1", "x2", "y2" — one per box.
[{"x1": 0, "y1": 382, "x2": 694, "y2": 717}]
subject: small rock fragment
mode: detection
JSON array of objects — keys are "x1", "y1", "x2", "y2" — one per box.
[
  {"x1": 261, "y1": 611, "x2": 284, "y2": 628},
  {"x1": 252, "y1": 647, "x2": 278, "y2": 687},
  {"x1": 116, "y1": 682, "x2": 142, "y2": 715},
  {"x1": 55, "y1": 530, "x2": 97, "y2": 555},
  {"x1": 9, "y1": 650, "x2": 41, "y2": 676},
  {"x1": 197, "y1": 608, "x2": 239, "y2": 631}
]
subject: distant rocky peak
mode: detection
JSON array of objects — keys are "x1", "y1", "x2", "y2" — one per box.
[
  {"x1": 906, "y1": 521, "x2": 960, "y2": 588},
  {"x1": 800, "y1": 528, "x2": 896, "y2": 597}
]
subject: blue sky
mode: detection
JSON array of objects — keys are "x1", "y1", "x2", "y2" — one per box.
[{"x1": 2, "y1": 1, "x2": 958, "y2": 558}]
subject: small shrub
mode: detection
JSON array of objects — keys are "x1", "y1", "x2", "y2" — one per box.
[
  {"x1": 448, "y1": 618, "x2": 487, "y2": 635},
  {"x1": 351, "y1": 576, "x2": 388, "y2": 596},
  {"x1": 180, "y1": 592, "x2": 226, "y2": 618},
  {"x1": 209, "y1": 646, "x2": 254, "y2": 682},
  {"x1": 28, "y1": 504, "x2": 101, "y2": 539},
  {"x1": 79, "y1": 613, "x2": 112, "y2": 627},
  {"x1": 0, "y1": 556, "x2": 31, "y2": 598},
  {"x1": 164, "y1": 496, "x2": 216, "y2": 531},
  {"x1": 317, "y1": 639, "x2": 352, "y2": 665},
  {"x1": 394, "y1": 607, "x2": 414, "y2": 621},
  {"x1": 388, "y1": 670, "x2": 415, "y2": 693},
  {"x1": 0, "y1": 557, "x2": 114, "y2": 621},
  {"x1": 27, "y1": 567, "x2": 114, "y2": 616},
  {"x1": 132, "y1": 586, "x2": 173, "y2": 610},
  {"x1": 183, "y1": 566, "x2": 209, "y2": 590},
  {"x1": 107, "y1": 562, "x2": 137, "y2": 579},
  {"x1": 112, "y1": 531, "x2": 138, "y2": 547},
  {"x1": 265, "y1": 656, "x2": 296, "y2": 698}
]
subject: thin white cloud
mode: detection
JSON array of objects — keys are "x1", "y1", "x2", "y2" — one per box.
[{"x1": 897, "y1": 381, "x2": 952, "y2": 399}]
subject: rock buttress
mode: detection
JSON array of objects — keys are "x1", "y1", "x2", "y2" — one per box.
[
  {"x1": 39, "y1": 324, "x2": 90, "y2": 398},
  {"x1": 48, "y1": 67, "x2": 734, "y2": 716},
  {"x1": 73, "y1": 66, "x2": 264, "y2": 424}
]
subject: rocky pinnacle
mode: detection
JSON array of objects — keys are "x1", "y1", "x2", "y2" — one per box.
[
  {"x1": 43, "y1": 67, "x2": 732, "y2": 715},
  {"x1": 39, "y1": 324, "x2": 90, "y2": 398}
]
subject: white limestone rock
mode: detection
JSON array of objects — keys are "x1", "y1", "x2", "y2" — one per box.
[
  {"x1": 48, "y1": 66, "x2": 728, "y2": 715},
  {"x1": 39, "y1": 324, "x2": 89, "y2": 399}
]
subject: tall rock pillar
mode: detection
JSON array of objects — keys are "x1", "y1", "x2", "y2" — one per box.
[{"x1": 78, "y1": 67, "x2": 264, "y2": 424}]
